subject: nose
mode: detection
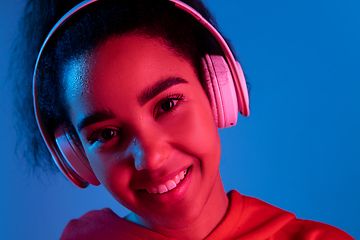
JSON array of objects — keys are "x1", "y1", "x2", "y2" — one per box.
[{"x1": 129, "y1": 129, "x2": 171, "y2": 171}]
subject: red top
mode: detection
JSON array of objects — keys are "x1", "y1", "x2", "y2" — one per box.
[{"x1": 60, "y1": 190, "x2": 354, "y2": 239}]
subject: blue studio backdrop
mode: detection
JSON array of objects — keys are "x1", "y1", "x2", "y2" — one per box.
[{"x1": 0, "y1": 0, "x2": 359, "y2": 239}]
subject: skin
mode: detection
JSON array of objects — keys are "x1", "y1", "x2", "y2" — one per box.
[{"x1": 63, "y1": 34, "x2": 229, "y2": 239}]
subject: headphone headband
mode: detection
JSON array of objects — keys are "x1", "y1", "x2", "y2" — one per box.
[{"x1": 33, "y1": 0, "x2": 249, "y2": 188}]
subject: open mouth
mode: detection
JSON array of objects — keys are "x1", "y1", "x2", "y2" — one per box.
[{"x1": 145, "y1": 168, "x2": 189, "y2": 194}]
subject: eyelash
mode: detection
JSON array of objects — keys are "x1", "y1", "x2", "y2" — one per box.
[
  {"x1": 154, "y1": 93, "x2": 184, "y2": 118},
  {"x1": 87, "y1": 93, "x2": 184, "y2": 145},
  {"x1": 88, "y1": 126, "x2": 120, "y2": 145}
]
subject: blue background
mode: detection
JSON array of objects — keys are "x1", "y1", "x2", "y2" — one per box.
[{"x1": 1, "y1": 0, "x2": 359, "y2": 239}]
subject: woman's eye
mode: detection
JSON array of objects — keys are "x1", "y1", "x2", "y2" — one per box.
[
  {"x1": 156, "y1": 94, "x2": 183, "y2": 116},
  {"x1": 100, "y1": 129, "x2": 117, "y2": 141},
  {"x1": 159, "y1": 99, "x2": 176, "y2": 112},
  {"x1": 89, "y1": 127, "x2": 120, "y2": 144}
]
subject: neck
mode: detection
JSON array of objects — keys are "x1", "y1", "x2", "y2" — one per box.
[{"x1": 129, "y1": 172, "x2": 229, "y2": 240}]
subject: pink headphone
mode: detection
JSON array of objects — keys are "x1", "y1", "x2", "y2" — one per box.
[{"x1": 33, "y1": 0, "x2": 250, "y2": 188}]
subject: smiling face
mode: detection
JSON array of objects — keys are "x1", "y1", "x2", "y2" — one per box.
[{"x1": 63, "y1": 34, "x2": 225, "y2": 231}]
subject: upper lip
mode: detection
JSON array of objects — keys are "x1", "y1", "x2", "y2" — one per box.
[{"x1": 132, "y1": 166, "x2": 190, "y2": 190}]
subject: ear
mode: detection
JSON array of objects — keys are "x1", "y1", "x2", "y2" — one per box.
[{"x1": 54, "y1": 125, "x2": 101, "y2": 186}]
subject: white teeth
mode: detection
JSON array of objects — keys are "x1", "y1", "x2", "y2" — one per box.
[
  {"x1": 158, "y1": 184, "x2": 168, "y2": 194},
  {"x1": 150, "y1": 187, "x2": 158, "y2": 194},
  {"x1": 146, "y1": 168, "x2": 188, "y2": 195},
  {"x1": 179, "y1": 170, "x2": 185, "y2": 180},
  {"x1": 174, "y1": 175, "x2": 180, "y2": 184},
  {"x1": 165, "y1": 180, "x2": 177, "y2": 191}
]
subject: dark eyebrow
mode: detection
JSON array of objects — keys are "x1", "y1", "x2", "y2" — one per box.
[
  {"x1": 77, "y1": 109, "x2": 116, "y2": 132},
  {"x1": 77, "y1": 77, "x2": 187, "y2": 132},
  {"x1": 138, "y1": 77, "x2": 188, "y2": 106}
]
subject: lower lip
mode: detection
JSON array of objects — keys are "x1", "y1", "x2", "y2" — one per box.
[{"x1": 137, "y1": 167, "x2": 192, "y2": 204}]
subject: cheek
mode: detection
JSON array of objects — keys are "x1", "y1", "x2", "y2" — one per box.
[
  {"x1": 168, "y1": 98, "x2": 221, "y2": 163},
  {"x1": 85, "y1": 153, "x2": 112, "y2": 185},
  {"x1": 85, "y1": 152, "x2": 134, "y2": 199},
  {"x1": 92, "y1": 158, "x2": 140, "y2": 210},
  {"x1": 105, "y1": 164, "x2": 137, "y2": 205}
]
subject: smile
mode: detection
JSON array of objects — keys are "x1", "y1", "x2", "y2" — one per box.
[{"x1": 146, "y1": 168, "x2": 189, "y2": 194}]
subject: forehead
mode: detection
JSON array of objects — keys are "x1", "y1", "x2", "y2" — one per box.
[{"x1": 62, "y1": 34, "x2": 199, "y2": 115}]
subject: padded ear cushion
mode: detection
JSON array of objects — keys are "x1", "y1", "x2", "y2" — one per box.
[
  {"x1": 202, "y1": 56, "x2": 220, "y2": 127},
  {"x1": 202, "y1": 54, "x2": 238, "y2": 129},
  {"x1": 54, "y1": 126, "x2": 100, "y2": 186}
]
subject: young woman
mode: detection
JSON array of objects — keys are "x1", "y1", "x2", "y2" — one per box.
[{"x1": 11, "y1": 0, "x2": 354, "y2": 239}]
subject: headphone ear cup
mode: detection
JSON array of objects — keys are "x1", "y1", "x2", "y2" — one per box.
[
  {"x1": 202, "y1": 54, "x2": 238, "y2": 129},
  {"x1": 54, "y1": 126, "x2": 100, "y2": 186},
  {"x1": 202, "y1": 56, "x2": 220, "y2": 127}
]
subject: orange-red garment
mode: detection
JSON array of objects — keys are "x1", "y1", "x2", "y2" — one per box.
[
  {"x1": 205, "y1": 191, "x2": 353, "y2": 240},
  {"x1": 60, "y1": 190, "x2": 354, "y2": 240}
]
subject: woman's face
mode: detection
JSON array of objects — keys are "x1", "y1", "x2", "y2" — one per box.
[{"x1": 63, "y1": 34, "x2": 222, "y2": 229}]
